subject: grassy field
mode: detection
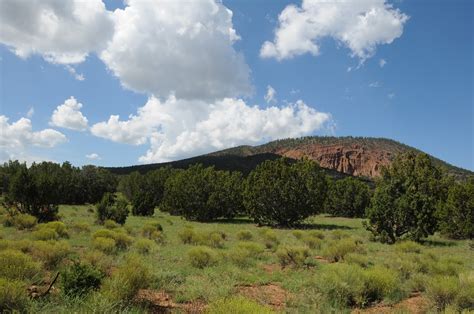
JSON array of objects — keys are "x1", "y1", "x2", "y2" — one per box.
[{"x1": 0, "y1": 205, "x2": 473, "y2": 313}]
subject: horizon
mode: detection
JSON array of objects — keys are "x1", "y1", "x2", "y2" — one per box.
[{"x1": 1, "y1": 0, "x2": 473, "y2": 171}]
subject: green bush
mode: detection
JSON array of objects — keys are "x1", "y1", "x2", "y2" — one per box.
[
  {"x1": 228, "y1": 248, "x2": 254, "y2": 267},
  {"x1": 178, "y1": 227, "x2": 201, "y2": 245},
  {"x1": 188, "y1": 246, "x2": 218, "y2": 268},
  {"x1": 276, "y1": 246, "x2": 311, "y2": 267},
  {"x1": 206, "y1": 296, "x2": 274, "y2": 314},
  {"x1": 325, "y1": 177, "x2": 370, "y2": 218},
  {"x1": 96, "y1": 193, "x2": 129, "y2": 225},
  {"x1": 206, "y1": 231, "x2": 226, "y2": 248},
  {"x1": 261, "y1": 229, "x2": 279, "y2": 250},
  {"x1": 0, "y1": 249, "x2": 40, "y2": 280},
  {"x1": 292, "y1": 230, "x2": 305, "y2": 239},
  {"x1": 302, "y1": 236, "x2": 322, "y2": 249},
  {"x1": 308, "y1": 230, "x2": 325, "y2": 239},
  {"x1": 236, "y1": 230, "x2": 253, "y2": 241},
  {"x1": 38, "y1": 221, "x2": 68, "y2": 238},
  {"x1": 82, "y1": 250, "x2": 113, "y2": 274},
  {"x1": 92, "y1": 229, "x2": 132, "y2": 250},
  {"x1": 0, "y1": 278, "x2": 29, "y2": 312},
  {"x1": 456, "y1": 272, "x2": 474, "y2": 310},
  {"x1": 134, "y1": 238, "x2": 155, "y2": 254},
  {"x1": 236, "y1": 241, "x2": 265, "y2": 256},
  {"x1": 30, "y1": 240, "x2": 71, "y2": 269},
  {"x1": 32, "y1": 228, "x2": 59, "y2": 241},
  {"x1": 71, "y1": 222, "x2": 90, "y2": 233},
  {"x1": 61, "y1": 263, "x2": 104, "y2": 296},
  {"x1": 394, "y1": 241, "x2": 423, "y2": 254},
  {"x1": 344, "y1": 253, "x2": 370, "y2": 268},
  {"x1": 104, "y1": 219, "x2": 119, "y2": 229},
  {"x1": 426, "y1": 275, "x2": 460, "y2": 310},
  {"x1": 142, "y1": 221, "x2": 163, "y2": 238},
  {"x1": 322, "y1": 238, "x2": 361, "y2": 262},
  {"x1": 12, "y1": 214, "x2": 37, "y2": 230},
  {"x1": 315, "y1": 263, "x2": 402, "y2": 307},
  {"x1": 102, "y1": 254, "x2": 151, "y2": 302},
  {"x1": 93, "y1": 237, "x2": 116, "y2": 254}
]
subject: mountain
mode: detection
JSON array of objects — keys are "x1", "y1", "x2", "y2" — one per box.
[{"x1": 106, "y1": 136, "x2": 473, "y2": 180}]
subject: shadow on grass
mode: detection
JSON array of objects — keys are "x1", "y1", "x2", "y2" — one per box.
[
  {"x1": 207, "y1": 217, "x2": 255, "y2": 225},
  {"x1": 297, "y1": 223, "x2": 353, "y2": 230},
  {"x1": 421, "y1": 239, "x2": 457, "y2": 247}
]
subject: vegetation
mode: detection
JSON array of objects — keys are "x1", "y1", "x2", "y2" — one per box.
[
  {"x1": 96, "y1": 193, "x2": 129, "y2": 225},
  {"x1": 244, "y1": 158, "x2": 327, "y2": 226},
  {"x1": 326, "y1": 177, "x2": 370, "y2": 217},
  {"x1": 365, "y1": 153, "x2": 446, "y2": 243}
]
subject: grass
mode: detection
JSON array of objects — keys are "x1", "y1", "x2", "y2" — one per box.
[{"x1": 0, "y1": 206, "x2": 472, "y2": 312}]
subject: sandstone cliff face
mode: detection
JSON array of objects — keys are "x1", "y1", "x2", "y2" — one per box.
[{"x1": 270, "y1": 144, "x2": 396, "y2": 178}]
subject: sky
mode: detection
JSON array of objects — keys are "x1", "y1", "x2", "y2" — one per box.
[{"x1": 0, "y1": 0, "x2": 472, "y2": 171}]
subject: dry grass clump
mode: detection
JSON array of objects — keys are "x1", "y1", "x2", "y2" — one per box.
[
  {"x1": 0, "y1": 249, "x2": 40, "y2": 280},
  {"x1": 188, "y1": 246, "x2": 219, "y2": 268}
]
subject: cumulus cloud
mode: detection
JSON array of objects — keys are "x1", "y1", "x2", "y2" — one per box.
[
  {"x1": 91, "y1": 96, "x2": 332, "y2": 163},
  {"x1": 86, "y1": 153, "x2": 101, "y2": 160},
  {"x1": 264, "y1": 85, "x2": 277, "y2": 103},
  {"x1": 261, "y1": 0, "x2": 408, "y2": 62},
  {"x1": 0, "y1": 115, "x2": 67, "y2": 162},
  {"x1": 50, "y1": 97, "x2": 88, "y2": 131},
  {"x1": 99, "y1": 0, "x2": 251, "y2": 100},
  {"x1": 369, "y1": 81, "x2": 381, "y2": 88},
  {"x1": 65, "y1": 65, "x2": 85, "y2": 81},
  {"x1": 0, "y1": 0, "x2": 114, "y2": 64},
  {"x1": 379, "y1": 58, "x2": 387, "y2": 67}
]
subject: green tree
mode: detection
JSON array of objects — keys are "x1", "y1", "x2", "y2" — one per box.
[
  {"x1": 161, "y1": 165, "x2": 244, "y2": 221},
  {"x1": 437, "y1": 178, "x2": 474, "y2": 239},
  {"x1": 365, "y1": 152, "x2": 445, "y2": 243},
  {"x1": 243, "y1": 158, "x2": 327, "y2": 227},
  {"x1": 326, "y1": 177, "x2": 371, "y2": 218},
  {"x1": 96, "y1": 193, "x2": 129, "y2": 225}
]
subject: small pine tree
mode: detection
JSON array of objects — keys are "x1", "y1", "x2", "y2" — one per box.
[{"x1": 96, "y1": 193, "x2": 129, "y2": 225}]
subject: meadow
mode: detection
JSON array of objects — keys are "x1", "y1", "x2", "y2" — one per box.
[{"x1": 0, "y1": 204, "x2": 472, "y2": 313}]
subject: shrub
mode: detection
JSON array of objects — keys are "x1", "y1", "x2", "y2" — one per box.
[
  {"x1": 302, "y1": 236, "x2": 322, "y2": 250},
  {"x1": 229, "y1": 242, "x2": 265, "y2": 267},
  {"x1": 456, "y1": 272, "x2": 474, "y2": 310},
  {"x1": 82, "y1": 250, "x2": 113, "y2": 274},
  {"x1": 104, "y1": 219, "x2": 119, "y2": 229},
  {"x1": 322, "y1": 238, "x2": 361, "y2": 262},
  {"x1": 276, "y1": 246, "x2": 311, "y2": 267},
  {"x1": 92, "y1": 229, "x2": 132, "y2": 250},
  {"x1": 426, "y1": 275, "x2": 460, "y2": 310},
  {"x1": 93, "y1": 237, "x2": 116, "y2": 254},
  {"x1": 292, "y1": 230, "x2": 304, "y2": 239},
  {"x1": 395, "y1": 241, "x2": 423, "y2": 254},
  {"x1": 206, "y1": 296, "x2": 274, "y2": 314},
  {"x1": 261, "y1": 229, "x2": 279, "y2": 250},
  {"x1": 142, "y1": 222, "x2": 163, "y2": 237},
  {"x1": 134, "y1": 238, "x2": 155, "y2": 254},
  {"x1": 344, "y1": 253, "x2": 370, "y2": 268},
  {"x1": 188, "y1": 246, "x2": 218, "y2": 268},
  {"x1": 206, "y1": 231, "x2": 226, "y2": 248},
  {"x1": 30, "y1": 240, "x2": 71, "y2": 269},
  {"x1": 102, "y1": 254, "x2": 151, "y2": 302},
  {"x1": 32, "y1": 228, "x2": 59, "y2": 241},
  {"x1": 12, "y1": 214, "x2": 37, "y2": 230},
  {"x1": 96, "y1": 193, "x2": 129, "y2": 225},
  {"x1": 236, "y1": 230, "x2": 253, "y2": 241},
  {"x1": 244, "y1": 158, "x2": 327, "y2": 226},
  {"x1": 61, "y1": 263, "x2": 104, "y2": 296},
  {"x1": 236, "y1": 241, "x2": 265, "y2": 256},
  {"x1": 37, "y1": 221, "x2": 69, "y2": 238},
  {"x1": 178, "y1": 227, "x2": 201, "y2": 245},
  {"x1": 0, "y1": 278, "x2": 29, "y2": 312},
  {"x1": 0, "y1": 249, "x2": 40, "y2": 280},
  {"x1": 316, "y1": 263, "x2": 402, "y2": 307}
]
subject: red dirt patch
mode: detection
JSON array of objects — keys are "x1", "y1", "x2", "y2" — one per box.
[
  {"x1": 179, "y1": 300, "x2": 207, "y2": 313},
  {"x1": 135, "y1": 289, "x2": 176, "y2": 312},
  {"x1": 352, "y1": 293, "x2": 430, "y2": 314},
  {"x1": 314, "y1": 255, "x2": 331, "y2": 263},
  {"x1": 237, "y1": 283, "x2": 290, "y2": 310}
]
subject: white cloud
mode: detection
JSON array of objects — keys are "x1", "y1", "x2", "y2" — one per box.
[
  {"x1": 65, "y1": 65, "x2": 85, "y2": 81},
  {"x1": 86, "y1": 153, "x2": 101, "y2": 160},
  {"x1": 388, "y1": 92, "x2": 395, "y2": 99},
  {"x1": 264, "y1": 85, "x2": 277, "y2": 103},
  {"x1": 91, "y1": 96, "x2": 332, "y2": 163},
  {"x1": 261, "y1": 0, "x2": 408, "y2": 62},
  {"x1": 369, "y1": 81, "x2": 381, "y2": 88},
  {"x1": 0, "y1": 115, "x2": 67, "y2": 162},
  {"x1": 26, "y1": 107, "x2": 34, "y2": 118},
  {"x1": 0, "y1": 0, "x2": 114, "y2": 64},
  {"x1": 100, "y1": 0, "x2": 251, "y2": 101},
  {"x1": 379, "y1": 58, "x2": 387, "y2": 67},
  {"x1": 50, "y1": 96, "x2": 88, "y2": 131}
]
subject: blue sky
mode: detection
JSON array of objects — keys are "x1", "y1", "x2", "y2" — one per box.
[{"x1": 0, "y1": 0, "x2": 472, "y2": 170}]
